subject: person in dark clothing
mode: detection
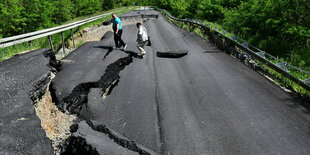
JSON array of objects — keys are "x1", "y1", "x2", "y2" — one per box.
[{"x1": 112, "y1": 13, "x2": 127, "y2": 50}]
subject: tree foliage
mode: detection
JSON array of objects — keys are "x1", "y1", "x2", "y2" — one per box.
[
  {"x1": 0, "y1": 0, "x2": 26, "y2": 37},
  {"x1": 222, "y1": 0, "x2": 310, "y2": 56},
  {"x1": 0, "y1": 0, "x2": 135, "y2": 38}
]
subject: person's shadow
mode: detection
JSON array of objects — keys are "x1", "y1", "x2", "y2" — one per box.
[
  {"x1": 94, "y1": 46, "x2": 143, "y2": 59},
  {"x1": 93, "y1": 46, "x2": 113, "y2": 51},
  {"x1": 123, "y1": 50, "x2": 143, "y2": 59}
]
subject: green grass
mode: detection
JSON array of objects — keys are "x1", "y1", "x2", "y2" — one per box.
[
  {"x1": 165, "y1": 13, "x2": 310, "y2": 99},
  {"x1": 0, "y1": 6, "x2": 137, "y2": 61},
  {"x1": 258, "y1": 62, "x2": 310, "y2": 98}
]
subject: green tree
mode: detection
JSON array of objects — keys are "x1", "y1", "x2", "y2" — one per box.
[
  {"x1": 222, "y1": 0, "x2": 310, "y2": 56},
  {"x1": 21, "y1": 0, "x2": 56, "y2": 32},
  {"x1": 101, "y1": 0, "x2": 117, "y2": 11},
  {"x1": 196, "y1": 0, "x2": 224, "y2": 22},
  {"x1": 74, "y1": 0, "x2": 101, "y2": 16},
  {"x1": 0, "y1": 0, "x2": 26, "y2": 37},
  {"x1": 53, "y1": 0, "x2": 74, "y2": 24}
]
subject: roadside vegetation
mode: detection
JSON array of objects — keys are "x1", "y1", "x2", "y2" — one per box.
[{"x1": 152, "y1": 0, "x2": 310, "y2": 73}]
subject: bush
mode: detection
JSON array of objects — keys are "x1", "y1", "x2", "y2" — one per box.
[
  {"x1": 222, "y1": 0, "x2": 310, "y2": 57},
  {"x1": 101, "y1": 0, "x2": 117, "y2": 11},
  {"x1": 0, "y1": 0, "x2": 26, "y2": 37},
  {"x1": 74, "y1": 0, "x2": 101, "y2": 16}
]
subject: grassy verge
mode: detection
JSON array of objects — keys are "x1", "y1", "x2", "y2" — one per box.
[
  {"x1": 0, "y1": 6, "x2": 137, "y2": 61},
  {"x1": 258, "y1": 62, "x2": 310, "y2": 98},
  {"x1": 164, "y1": 13, "x2": 310, "y2": 100}
]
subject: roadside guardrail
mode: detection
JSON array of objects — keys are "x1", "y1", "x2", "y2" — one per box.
[{"x1": 158, "y1": 8, "x2": 310, "y2": 92}]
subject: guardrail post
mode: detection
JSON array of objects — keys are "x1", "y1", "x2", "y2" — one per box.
[
  {"x1": 190, "y1": 23, "x2": 194, "y2": 32},
  {"x1": 61, "y1": 32, "x2": 65, "y2": 53},
  {"x1": 28, "y1": 41, "x2": 32, "y2": 48},
  {"x1": 48, "y1": 35, "x2": 54, "y2": 52},
  {"x1": 71, "y1": 29, "x2": 75, "y2": 48},
  {"x1": 304, "y1": 78, "x2": 310, "y2": 85}
]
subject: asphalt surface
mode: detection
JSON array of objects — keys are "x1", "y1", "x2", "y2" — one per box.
[
  {"x1": 0, "y1": 49, "x2": 54, "y2": 154},
  {"x1": 52, "y1": 10, "x2": 310, "y2": 154},
  {"x1": 4, "y1": 10, "x2": 309, "y2": 154}
]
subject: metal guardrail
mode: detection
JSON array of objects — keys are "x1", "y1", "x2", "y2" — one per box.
[
  {"x1": 102, "y1": 14, "x2": 159, "y2": 26},
  {"x1": 158, "y1": 8, "x2": 310, "y2": 91},
  {"x1": 0, "y1": 8, "x2": 133, "y2": 52}
]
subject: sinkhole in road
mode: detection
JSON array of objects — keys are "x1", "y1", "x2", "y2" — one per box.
[{"x1": 156, "y1": 50, "x2": 188, "y2": 58}]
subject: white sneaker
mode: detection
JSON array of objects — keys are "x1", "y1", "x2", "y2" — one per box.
[
  {"x1": 141, "y1": 52, "x2": 145, "y2": 57},
  {"x1": 123, "y1": 44, "x2": 127, "y2": 50}
]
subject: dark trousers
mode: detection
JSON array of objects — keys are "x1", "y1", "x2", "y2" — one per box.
[{"x1": 114, "y1": 29, "x2": 126, "y2": 47}]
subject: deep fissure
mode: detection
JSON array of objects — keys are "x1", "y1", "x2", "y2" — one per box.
[{"x1": 61, "y1": 136, "x2": 100, "y2": 155}]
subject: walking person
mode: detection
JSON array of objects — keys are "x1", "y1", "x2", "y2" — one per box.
[
  {"x1": 112, "y1": 13, "x2": 127, "y2": 50},
  {"x1": 136, "y1": 23, "x2": 148, "y2": 57}
]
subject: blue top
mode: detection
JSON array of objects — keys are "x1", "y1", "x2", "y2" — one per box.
[{"x1": 112, "y1": 17, "x2": 122, "y2": 31}]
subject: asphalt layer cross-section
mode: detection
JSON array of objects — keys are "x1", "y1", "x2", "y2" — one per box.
[
  {"x1": 46, "y1": 10, "x2": 310, "y2": 154},
  {"x1": 0, "y1": 49, "x2": 56, "y2": 154}
]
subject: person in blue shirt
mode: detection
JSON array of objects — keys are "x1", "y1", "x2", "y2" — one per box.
[{"x1": 112, "y1": 13, "x2": 127, "y2": 50}]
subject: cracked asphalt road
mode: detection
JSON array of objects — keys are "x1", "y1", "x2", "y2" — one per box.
[
  {"x1": 1, "y1": 10, "x2": 310, "y2": 154},
  {"x1": 51, "y1": 10, "x2": 310, "y2": 154}
]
